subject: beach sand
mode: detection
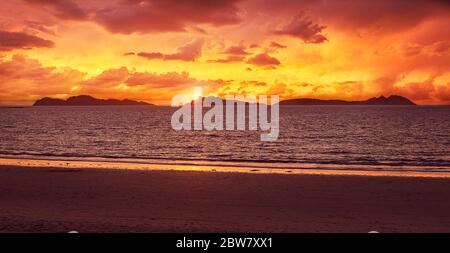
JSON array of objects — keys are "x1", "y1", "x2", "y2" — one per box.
[{"x1": 0, "y1": 159, "x2": 450, "y2": 232}]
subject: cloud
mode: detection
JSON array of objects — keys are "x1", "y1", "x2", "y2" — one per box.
[
  {"x1": 80, "y1": 67, "x2": 199, "y2": 90},
  {"x1": 223, "y1": 44, "x2": 250, "y2": 55},
  {"x1": 0, "y1": 55, "x2": 207, "y2": 105},
  {"x1": 207, "y1": 55, "x2": 245, "y2": 63},
  {"x1": 137, "y1": 38, "x2": 205, "y2": 61},
  {"x1": 251, "y1": 0, "x2": 450, "y2": 32},
  {"x1": 287, "y1": 80, "x2": 366, "y2": 101},
  {"x1": 316, "y1": 0, "x2": 450, "y2": 31},
  {"x1": 187, "y1": 26, "x2": 207, "y2": 34},
  {"x1": 265, "y1": 41, "x2": 287, "y2": 53},
  {"x1": 215, "y1": 80, "x2": 271, "y2": 97},
  {"x1": 266, "y1": 82, "x2": 290, "y2": 96},
  {"x1": 368, "y1": 73, "x2": 450, "y2": 104},
  {"x1": 335, "y1": 81, "x2": 365, "y2": 98},
  {"x1": 434, "y1": 84, "x2": 450, "y2": 102},
  {"x1": 137, "y1": 52, "x2": 164, "y2": 60},
  {"x1": 0, "y1": 30, "x2": 54, "y2": 51},
  {"x1": 125, "y1": 71, "x2": 196, "y2": 88},
  {"x1": 4, "y1": 0, "x2": 450, "y2": 105},
  {"x1": 72, "y1": 65, "x2": 228, "y2": 104},
  {"x1": 24, "y1": 21, "x2": 58, "y2": 36},
  {"x1": 274, "y1": 12, "x2": 327, "y2": 43},
  {"x1": 246, "y1": 53, "x2": 281, "y2": 67},
  {"x1": 207, "y1": 43, "x2": 250, "y2": 63},
  {"x1": 24, "y1": 0, "x2": 88, "y2": 20},
  {"x1": 80, "y1": 67, "x2": 129, "y2": 87},
  {"x1": 394, "y1": 78, "x2": 436, "y2": 101},
  {"x1": 242, "y1": 80, "x2": 267, "y2": 87},
  {"x1": 269, "y1": 41, "x2": 287, "y2": 49},
  {"x1": 428, "y1": 41, "x2": 450, "y2": 55},
  {"x1": 92, "y1": 0, "x2": 243, "y2": 34},
  {"x1": 0, "y1": 55, "x2": 83, "y2": 82},
  {"x1": 0, "y1": 55, "x2": 85, "y2": 103},
  {"x1": 20, "y1": 0, "x2": 243, "y2": 34},
  {"x1": 392, "y1": 40, "x2": 450, "y2": 58}
]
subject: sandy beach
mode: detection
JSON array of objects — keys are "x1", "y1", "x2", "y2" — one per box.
[{"x1": 0, "y1": 158, "x2": 449, "y2": 233}]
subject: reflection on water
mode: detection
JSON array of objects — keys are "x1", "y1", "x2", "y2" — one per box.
[{"x1": 0, "y1": 105, "x2": 449, "y2": 171}]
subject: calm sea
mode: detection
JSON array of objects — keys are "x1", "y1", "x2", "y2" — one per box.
[{"x1": 1, "y1": 106, "x2": 449, "y2": 172}]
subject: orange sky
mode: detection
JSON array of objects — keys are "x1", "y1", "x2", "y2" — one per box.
[{"x1": 1, "y1": 0, "x2": 450, "y2": 105}]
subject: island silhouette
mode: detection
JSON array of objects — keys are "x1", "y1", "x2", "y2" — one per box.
[
  {"x1": 279, "y1": 95, "x2": 416, "y2": 105},
  {"x1": 186, "y1": 95, "x2": 416, "y2": 106},
  {"x1": 33, "y1": 95, "x2": 153, "y2": 106}
]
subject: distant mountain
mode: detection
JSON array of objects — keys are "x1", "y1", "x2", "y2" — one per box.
[
  {"x1": 33, "y1": 95, "x2": 153, "y2": 106},
  {"x1": 279, "y1": 95, "x2": 416, "y2": 106}
]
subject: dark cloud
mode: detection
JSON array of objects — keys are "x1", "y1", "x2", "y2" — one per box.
[
  {"x1": 0, "y1": 30, "x2": 54, "y2": 51},
  {"x1": 274, "y1": 12, "x2": 327, "y2": 43},
  {"x1": 256, "y1": 0, "x2": 450, "y2": 32},
  {"x1": 24, "y1": 0, "x2": 88, "y2": 20},
  {"x1": 21, "y1": 0, "x2": 242, "y2": 34},
  {"x1": 19, "y1": 0, "x2": 450, "y2": 36},
  {"x1": 314, "y1": 0, "x2": 450, "y2": 31},
  {"x1": 93, "y1": 0, "x2": 243, "y2": 34}
]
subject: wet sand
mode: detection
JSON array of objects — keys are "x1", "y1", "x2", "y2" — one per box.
[{"x1": 0, "y1": 160, "x2": 450, "y2": 232}]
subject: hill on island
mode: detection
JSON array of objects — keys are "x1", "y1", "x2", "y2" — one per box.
[
  {"x1": 279, "y1": 95, "x2": 416, "y2": 106},
  {"x1": 33, "y1": 95, "x2": 153, "y2": 106},
  {"x1": 187, "y1": 95, "x2": 416, "y2": 106}
]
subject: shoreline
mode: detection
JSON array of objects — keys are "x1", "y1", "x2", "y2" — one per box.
[
  {"x1": 0, "y1": 163, "x2": 449, "y2": 232},
  {"x1": 1, "y1": 157, "x2": 450, "y2": 178}
]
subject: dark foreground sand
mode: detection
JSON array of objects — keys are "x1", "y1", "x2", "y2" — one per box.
[{"x1": 0, "y1": 165, "x2": 450, "y2": 232}]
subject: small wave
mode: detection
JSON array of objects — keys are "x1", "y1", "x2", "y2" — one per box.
[{"x1": 1, "y1": 152, "x2": 450, "y2": 173}]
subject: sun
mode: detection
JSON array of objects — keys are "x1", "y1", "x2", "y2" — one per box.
[{"x1": 192, "y1": 86, "x2": 203, "y2": 101}]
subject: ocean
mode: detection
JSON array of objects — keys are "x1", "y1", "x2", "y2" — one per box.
[{"x1": 1, "y1": 105, "x2": 449, "y2": 172}]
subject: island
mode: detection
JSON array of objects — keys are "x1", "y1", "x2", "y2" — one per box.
[
  {"x1": 33, "y1": 95, "x2": 153, "y2": 106},
  {"x1": 279, "y1": 95, "x2": 416, "y2": 106}
]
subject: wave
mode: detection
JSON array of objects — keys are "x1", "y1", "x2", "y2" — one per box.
[{"x1": 1, "y1": 152, "x2": 450, "y2": 173}]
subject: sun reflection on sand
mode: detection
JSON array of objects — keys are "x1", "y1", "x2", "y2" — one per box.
[{"x1": 2, "y1": 158, "x2": 450, "y2": 178}]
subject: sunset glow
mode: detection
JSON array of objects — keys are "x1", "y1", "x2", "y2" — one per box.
[{"x1": 1, "y1": 0, "x2": 450, "y2": 105}]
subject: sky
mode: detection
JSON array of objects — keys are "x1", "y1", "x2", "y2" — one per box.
[{"x1": 1, "y1": 0, "x2": 450, "y2": 105}]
